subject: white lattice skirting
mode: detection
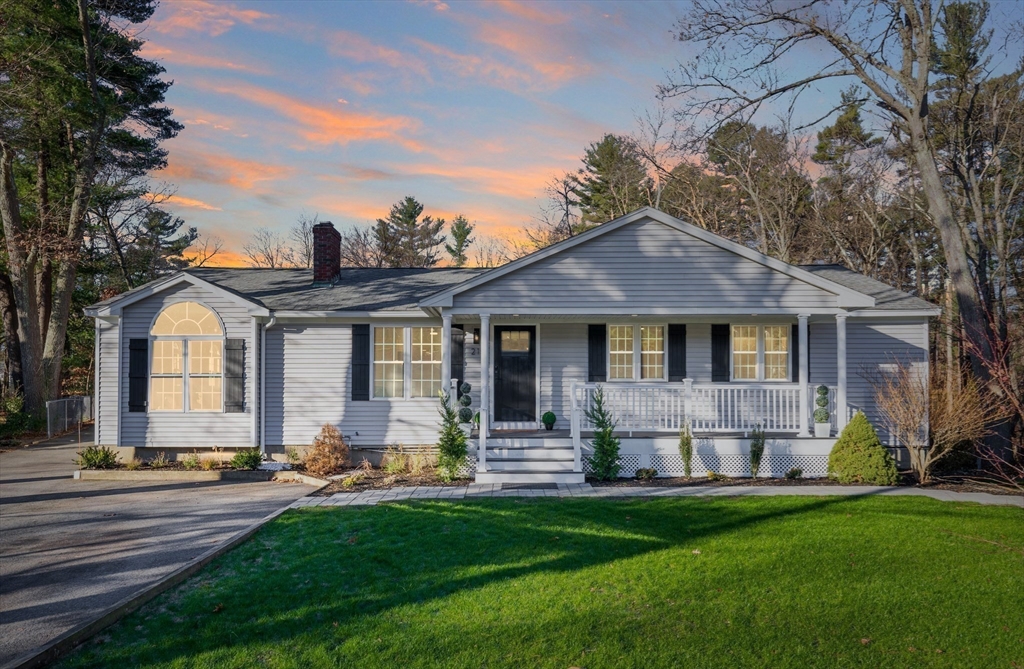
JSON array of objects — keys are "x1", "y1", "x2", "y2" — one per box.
[{"x1": 584, "y1": 453, "x2": 830, "y2": 478}]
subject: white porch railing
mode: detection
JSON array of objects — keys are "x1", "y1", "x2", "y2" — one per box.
[{"x1": 569, "y1": 381, "x2": 839, "y2": 438}]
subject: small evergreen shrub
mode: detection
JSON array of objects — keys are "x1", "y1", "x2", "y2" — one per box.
[
  {"x1": 305, "y1": 424, "x2": 350, "y2": 477},
  {"x1": 814, "y1": 385, "x2": 830, "y2": 424},
  {"x1": 542, "y1": 411, "x2": 556, "y2": 428},
  {"x1": 437, "y1": 391, "x2": 468, "y2": 481},
  {"x1": 749, "y1": 424, "x2": 765, "y2": 477},
  {"x1": 230, "y1": 449, "x2": 264, "y2": 470},
  {"x1": 784, "y1": 467, "x2": 803, "y2": 480},
  {"x1": 678, "y1": 422, "x2": 693, "y2": 477},
  {"x1": 182, "y1": 451, "x2": 201, "y2": 470},
  {"x1": 586, "y1": 386, "x2": 620, "y2": 480},
  {"x1": 76, "y1": 445, "x2": 119, "y2": 469},
  {"x1": 827, "y1": 411, "x2": 898, "y2": 485},
  {"x1": 635, "y1": 467, "x2": 658, "y2": 480}
]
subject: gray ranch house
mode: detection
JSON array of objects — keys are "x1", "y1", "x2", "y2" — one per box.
[{"x1": 85, "y1": 208, "x2": 938, "y2": 484}]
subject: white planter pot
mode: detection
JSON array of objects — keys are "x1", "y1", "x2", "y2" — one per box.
[
  {"x1": 460, "y1": 424, "x2": 473, "y2": 438},
  {"x1": 814, "y1": 422, "x2": 831, "y2": 438}
]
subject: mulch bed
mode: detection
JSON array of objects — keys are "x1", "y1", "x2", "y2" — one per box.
[
  {"x1": 588, "y1": 472, "x2": 1022, "y2": 496},
  {"x1": 311, "y1": 468, "x2": 470, "y2": 495}
]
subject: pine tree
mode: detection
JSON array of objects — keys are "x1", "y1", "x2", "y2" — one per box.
[
  {"x1": 574, "y1": 135, "x2": 653, "y2": 224},
  {"x1": 436, "y1": 390, "x2": 468, "y2": 481},
  {"x1": 585, "y1": 386, "x2": 621, "y2": 480},
  {"x1": 444, "y1": 215, "x2": 474, "y2": 267},
  {"x1": 377, "y1": 196, "x2": 445, "y2": 267}
]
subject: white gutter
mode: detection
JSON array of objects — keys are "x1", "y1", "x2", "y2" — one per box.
[{"x1": 259, "y1": 315, "x2": 276, "y2": 454}]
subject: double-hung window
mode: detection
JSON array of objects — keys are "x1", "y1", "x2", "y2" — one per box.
[
  {"x1": 373, "y1": 326, "x2": 443, "y2": 399},
  {"x1": 731, "y1": 325, "x2": 789, "y2": 382},
  {"x1": 149, "y1": 302, "x2": 224, "y2": 412},
  {"x1": 608, "y1": 325, "x2": 665, "y2": 381}
]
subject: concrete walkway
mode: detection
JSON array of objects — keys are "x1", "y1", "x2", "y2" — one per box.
[
  {"x1": 293, "y1": 482, "x2": 1024, "y2": 508},
  {"x1": 0, "y1": 428, "x2": 313, "y2": 666}
]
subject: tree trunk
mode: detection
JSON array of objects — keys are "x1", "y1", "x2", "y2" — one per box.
[{"x1": 0, "y1": 271, "x2": 24, "y2": 393}]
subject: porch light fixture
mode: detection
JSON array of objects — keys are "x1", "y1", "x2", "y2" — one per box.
[{"x1": 473, "y1": 328, "x2": 480, "y2": 344}]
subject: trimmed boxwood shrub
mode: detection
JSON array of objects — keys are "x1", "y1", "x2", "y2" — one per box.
[
  {"x1": 230, "y1": 448, "x2": 264, "y2": 470},
  {"x1": 827, "y1": 411, "x2": 898, "y2": 485}
]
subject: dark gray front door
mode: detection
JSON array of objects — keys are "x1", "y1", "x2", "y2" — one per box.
[{"x1": 494, "y1": 326, "x2": 536, "y2": 422}]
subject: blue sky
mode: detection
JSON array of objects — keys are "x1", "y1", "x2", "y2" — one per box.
[{"x1": 144, "y1": 0, "x2": 1023, "y2": 265}]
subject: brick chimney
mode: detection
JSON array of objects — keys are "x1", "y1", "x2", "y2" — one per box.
[{"x1": 312, "y1": 221, "x2": 341, "y2": 284}]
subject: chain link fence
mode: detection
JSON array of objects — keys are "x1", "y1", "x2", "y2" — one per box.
[{"x1": 46, "y1": 396, "x2": 92, "y2": 438}]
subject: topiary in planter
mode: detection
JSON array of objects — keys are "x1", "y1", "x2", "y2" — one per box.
[
  {"x1": 827, "y1": 411, "x2": 898, "y2": 485},
  {"x1": 542, "y1": 411, "x2": 556, "y2": 429},
  {"x1": 814, "y1": 385, "x2": 830, "y2": 424},
  {"x1": 458, "y1": 406, "x2": 474, "y2": 424}
]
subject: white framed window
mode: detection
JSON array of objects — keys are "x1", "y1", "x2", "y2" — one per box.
[
  {"x1": 410, "y1": 326, "x2": 442, "y2": 398},
  {"x1": 373, "y1": 326, "x2": 405, "y2": 398},
  {"x1": 373, "y1": 325, "x2": 444, "y2": 399},
  {"x1": 608, "y1": 324, "x2": 667, "y2": 381},
  {"x1": 731, "y1": 325, "x2": 790, "y2": 382},
  {"x1": 149, "y1": 302, "x2": 224, "y2": 412}
]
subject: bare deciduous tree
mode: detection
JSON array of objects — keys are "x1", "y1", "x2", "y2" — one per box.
[
  {"x1": 243, "y1": 228, "x2": 294, "y2": 269},
  {"x1": 290, "y1": 213, "x2": 318, "y2": 269},
  {"x1": 187, "y1": 234, "x2": 224, "y2": 268}
]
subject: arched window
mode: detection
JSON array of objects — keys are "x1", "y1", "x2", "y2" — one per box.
[{"x1": 150, "y1": 302, "x2": 224, "y2": 412}]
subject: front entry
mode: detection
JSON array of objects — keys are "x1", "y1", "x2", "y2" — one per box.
[{"x1": 493, "y1": 326, "x2": 537, "y2": 425}]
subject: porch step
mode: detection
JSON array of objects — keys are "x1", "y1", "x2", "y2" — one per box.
[
  {"x1": 486, "y1": 459, "x2": 575, "y2": 472},
  {"x1": 475, "y1": 470, "x2": 585, "y2": 484},
  {"x1": 486, "y1": 447, "x2": 575, "y2": 460}
]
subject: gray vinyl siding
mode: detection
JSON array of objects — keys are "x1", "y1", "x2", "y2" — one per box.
[
  {"x1": 96, "y1": 318, "x2": 119, "y2": 445},
  {"x1": 539, "y1": 323, "x2": 587, "y2": 423},
  {"x1": 686, "y1": 324, "x2": 713, "y2": 383},
  {"x1": 454, "y1": 218, "x2": 839, "y2": 311},
  {"x1": 119, "y1": 283, "x2": 254, "y2": 448},
  {"x1": 846, "y1": 319, "x2": 928, "y2": 443},
  {"x1": 263, "y1": 324, "x2": 443, "y2": 447},
  {"x1": 808, "y1": 322, "x2": 838, "y2": 384}
]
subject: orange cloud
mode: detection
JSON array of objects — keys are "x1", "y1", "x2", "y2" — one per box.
[
  {"x1": 328, "y1": 31, "x2": 429, "y2": 78},
  {"x1": 203, "y1": 82, "x2": 423, "y2": 150},
  {"x1": 491, "y1": 0, "x2": 568, "y2": 25},
  {"x1": 150, "y1": 0, "x2": 270, "y2": 37},
  {"x1": 141, "y1": 43, "x2": 269, "y2": 74},
  {"x1": 401, "y1": 162, "x2": 554, "y2": 199},
  {"x1": 161, "y1": 194, "x2": 223, "y2": 211},
  {"x1": 409, "y1": 39, "x2": 533, "y2": 88},
  {"x1": 163, "y1": 149, "x2": 294, "y2": 191},
  {"x1": 474, "y1": 23, "x2": 590, "y2": 84}
]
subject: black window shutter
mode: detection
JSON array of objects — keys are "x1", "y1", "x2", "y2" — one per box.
[
  {"x1": 790, "y1": 323, "x2": 799, "y2": 382},
  {"x1": 588, "y1": 325, "x2": 607, "y2": 382},
  {"x1": 224, "y1": 339, "x2": 245, "y2": 412},
  {"x1": 668, "y1": 324, "x2": 687, "y2": 381},
  {"x1": 128, "y1": 339, "x2": 148, "y2": 412},
  {"x1": 352, "y1": 324, "x2": 370, "y2": 401},
  {"x1": 451, "y1": 324, "x2": 465, "y2": 398},
  {"x1": 711, "y1": 324, "x2": 730, "y2": 382}
]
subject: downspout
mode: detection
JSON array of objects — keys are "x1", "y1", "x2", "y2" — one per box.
[{"x1": 259, "y1": 315, "x2": 276, "y2": 455}]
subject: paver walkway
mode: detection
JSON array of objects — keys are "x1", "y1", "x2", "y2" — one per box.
[
  {"x1": 293, "y1": 482, "x2": 1023, "y2": 508},
  {"x1": 0, "y1": 428, "x2": 313, "y2": 666}
]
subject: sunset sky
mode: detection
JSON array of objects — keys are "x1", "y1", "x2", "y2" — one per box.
[{"x1": 145, "y1": 0, "x2": 1022, "y2": 266}]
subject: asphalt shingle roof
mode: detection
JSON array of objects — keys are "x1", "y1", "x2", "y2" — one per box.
[
  {"x1": 183, "y1": 267, "x2": 485, "y2": 311},
  {"x1": 798, "y1": 264, "x2": 937, "y2": 311}
]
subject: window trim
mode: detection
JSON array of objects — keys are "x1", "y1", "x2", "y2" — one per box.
[
  {"x1": 370, "y1": 324, "x2": 443, "y2": 400},
  {"x1": 147, "y1": 301, "x2": 226, "y2": 413},
  {"x1": 729, "y1": 324, "x2": 791, "y2": 383},
  {"x1": 606, "y1": 323, "x2": 668, "y2": 382}
]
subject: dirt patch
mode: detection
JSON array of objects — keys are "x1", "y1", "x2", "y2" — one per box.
[{"x1": 312, "y1": 468, "x2": 470, "y2": 496}]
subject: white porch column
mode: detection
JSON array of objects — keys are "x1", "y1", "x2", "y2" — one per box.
[
  {"x1": 478, "y1": 314, "x2": 491, "y2": 471},
  {"x1": 441, "y1": 311, "x2": 452, "y2": 401},
  {"x1": 836, "y1": 313, "x2": 848, "y2": 432},
  {"x1": 798, "y1": 314, "x2": 810, "y2": 437}
]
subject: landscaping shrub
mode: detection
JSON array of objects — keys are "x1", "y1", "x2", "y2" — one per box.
[
  {"x1": 749, "y1": 424, "x2": 765, "y2": 477},
  {"x1": 827, "y1": 411, "x2": 898, "y2": 485},
  {"x1": 286, "y1": 446, "x2": 302, "y2": 464},
  {"x1": 784, "y1": 467, "x2": 803, "y2": 480},
  {"x1": 707, "y1": 470, "x2": 728, "y2": 482},
  {"x1": 342, "y1": 473, "x2": 363, "y2": 488},
  {"x1": 76, "y1": 445, "x2": 119, "y2": 469},
  {"x1": 382, "y1": 445, "x2": 409, "y2": 474},
  {"x1": 201, "y1": 457, "x2": 218, "y2": 471},
  {"x1": 635, "y1": 467, "x2": 657, "y2": 480},
  {"x1": 125, "y1": 457, "x2": 142, "y2": 471},
  {"x1": 437, "y1": 391, "x2": 468, "y2": 481},
  {"x1": 182, "y1": 452, "x2": 201, "y2": 470},
  {"x1": 586, "y1": 386, "x2": 620, "y2": 480},
  {"x1": 149, "y1": 452, "x2": 169, "y2": 469},
  {"x1": 678, "y1": 422, "x2": 693, "y2": 477},
  {"x1": 231, "y1": 449, "x2": 264, "y2": 470},
  {"x1": 304, "y1": 424, "x2": 350, "y2": 477}
]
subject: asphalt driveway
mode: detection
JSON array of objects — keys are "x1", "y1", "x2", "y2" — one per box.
[{"x1": 0, "y1": 428, "x2": 312, "y2": 665}]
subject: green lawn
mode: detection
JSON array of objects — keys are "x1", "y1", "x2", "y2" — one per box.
[{"x1": 62, "y1": 496, "x2": 1023, "y2": 668}]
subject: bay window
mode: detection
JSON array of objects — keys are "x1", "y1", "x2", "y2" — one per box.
[
  {"x1": 731, "y1": 325, "x2": 789, "y2": 382},
  {"x1": 373, "y1": 326, "x2": 443, "y2": 399}
]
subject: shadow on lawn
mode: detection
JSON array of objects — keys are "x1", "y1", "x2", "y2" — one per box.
[{"x1": 68, "y1": 493, "x2": 910, "y2": 666}]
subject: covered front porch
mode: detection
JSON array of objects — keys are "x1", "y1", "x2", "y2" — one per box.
[{"x1": 437, "y1": 311, "x2": 852, "y2": 484}]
